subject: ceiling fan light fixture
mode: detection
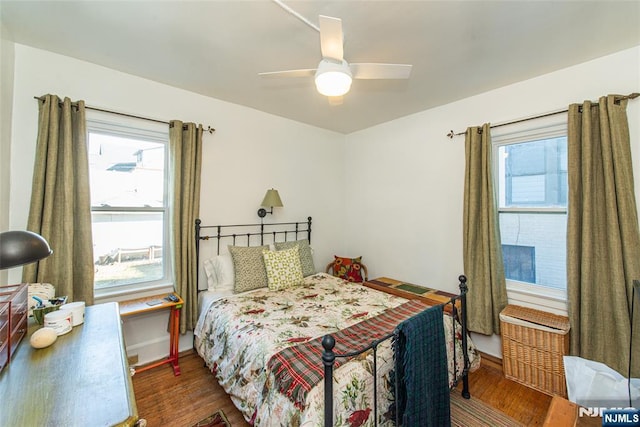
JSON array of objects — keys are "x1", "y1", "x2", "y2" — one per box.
[{"x1": 315, "y1": 60, "x2": 352, "y2": 97}]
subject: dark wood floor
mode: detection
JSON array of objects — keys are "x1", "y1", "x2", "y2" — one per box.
[{"x1": 132, "y1": 350, "x2": 552, "y2": 427}]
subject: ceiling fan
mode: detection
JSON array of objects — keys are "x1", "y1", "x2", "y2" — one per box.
[{"x1": 259, "y1": 14, "x2": 413, "y2": 101}]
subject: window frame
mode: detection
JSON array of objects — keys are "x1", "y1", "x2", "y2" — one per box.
[
  {"x1": 87, "y1": 112, "x2": 173, "y2": 298},
  {"x1": 491, "y1": 119, "x2": 569, "y2": 314}
]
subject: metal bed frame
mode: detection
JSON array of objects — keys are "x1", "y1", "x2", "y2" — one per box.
[
  {"x1": 195, "y1": 216, "x2": 313, "y2": 276},
  {"x1": 322, "y1": 275, "x2": 471, "y2": 427},
  {"x1": 194, "y1": 218, "x2": 472, "y2": 426}
]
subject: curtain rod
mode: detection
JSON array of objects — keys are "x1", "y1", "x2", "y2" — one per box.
[
  {"x1": 446, "y1": 92, "x2": 639, "y2": 139},
  {"x1": 33, "y1": 96, "x2": 215, "y2": 134}
]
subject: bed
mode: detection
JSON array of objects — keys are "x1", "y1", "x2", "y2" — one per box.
[{"x1": 193, "y1": 218, "x2": 479, "y2": 426}]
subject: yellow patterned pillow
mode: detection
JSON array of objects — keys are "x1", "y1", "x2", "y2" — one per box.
[
  {"x1": 274, "y1": 239, "x2": 315, "y2": 277},
  {"x1": 262, "y1": 246, "x2": 304, "y2": 291}
]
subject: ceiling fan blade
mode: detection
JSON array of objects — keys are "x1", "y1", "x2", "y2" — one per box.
[
  {"x1": 350, "y1": 63, "x2": 413, "y2": 80},
  {"x1": 328, "y1": 96, "x2": 343, "y2": 106},
  {"x1": 319, "y1": 15, "x2": 344, "y2": 61},
  {"x1": 258, "y1": 69, "x2": 316, "y2": 78}
]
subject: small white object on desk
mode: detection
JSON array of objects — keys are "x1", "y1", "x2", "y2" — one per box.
[
  {"x1": 59, "y1": 301, "x2": 85, "y2": 326},
  {"x1": 44, "y1": 310, "x2": 72, "y2": 335},
  {"x1": 30, "y1": 327, "x2": 58, "y2": 348}
]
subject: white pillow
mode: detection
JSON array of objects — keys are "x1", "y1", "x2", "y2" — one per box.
[
  {"x1": 203, "y1": 258, "x2": 218, "y2": 291},
  {"x1": 213, "y1": 254, "x2": 235, "y2": 292}
]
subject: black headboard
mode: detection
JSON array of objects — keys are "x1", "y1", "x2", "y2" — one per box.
[{"x1": 195, "y1": 217, "x2": 312, "y2": 288}]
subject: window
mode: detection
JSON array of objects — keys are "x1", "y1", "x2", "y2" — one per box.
[
  {"x1": 87, "y1": 114, "x2": 171, "y2": 295},
  {"x1": 493, "y1": 122, "x2": 568, "y2": 296},
  {"x1": 502, "y1": 244, "x2": 536, "y2": 283}
]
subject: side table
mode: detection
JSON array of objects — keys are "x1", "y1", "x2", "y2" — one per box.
[
  {"x1": 119, "y1": 292, "x2": 183, "y2": 376},
  {"x1": 363, "y1": 276, "x2": 461, "y2": 311}
]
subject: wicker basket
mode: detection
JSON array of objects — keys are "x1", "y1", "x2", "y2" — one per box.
[{"x1": 500, "y1": 304, "x2": 570, "y2": 397}]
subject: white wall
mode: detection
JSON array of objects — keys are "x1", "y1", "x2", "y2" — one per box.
[
  {"x1": 0, "y1": 24, "x2": 15, "y2": 285},
  {"x1": 6, "y1": 40, "x2": 640, "y2": 361},
  {"x1": 344, "y1": 45, "x2": 640, "y2": 357},
  {"x1": 8, "y1": 44, "x2": 345, "y2": 365}
]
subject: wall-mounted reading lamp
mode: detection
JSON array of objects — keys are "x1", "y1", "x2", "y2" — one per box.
[{"x1": 257, "y1": 189, "x2": 283, "y2": 218}]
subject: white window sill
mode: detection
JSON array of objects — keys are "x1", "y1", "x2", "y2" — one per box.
[
  {"x1": 94, "y1": 281, "x2": 175, "y2": 304},
  {"x1": 506, "y1": 280, "x2": 568, "y2": 316}
]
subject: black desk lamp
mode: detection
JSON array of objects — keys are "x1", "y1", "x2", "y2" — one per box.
[{"x1": 0, "y1": 230, "x2": 53, "y2": 270}]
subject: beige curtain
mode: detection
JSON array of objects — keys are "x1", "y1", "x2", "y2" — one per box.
[
  {"x1": 567, "y1": 94, "x2": 640, "y2": 376},
  {"x1": 22, "y1": 95, "x2": 94, "y2": 305},
  {"x1": 169, "y1": 121, "x2": 203, "y2": 333},
  {"x1": 463, "y1": 124, "x2": 508, "y2": 335}
]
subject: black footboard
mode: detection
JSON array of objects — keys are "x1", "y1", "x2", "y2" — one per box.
[{"x1": 322, "y1": 275, "x2": 471, "y2": 427}]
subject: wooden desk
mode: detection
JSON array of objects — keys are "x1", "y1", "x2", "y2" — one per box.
[
  {"x1": 364, "y1": 277, "x2": 461, "y2": 311},
  {"x1": 119, "y1": 292, "x2": 183, "y2": 376},
  {"x1": 0, "y1": 302, "x2": 138, "y2": 426}
]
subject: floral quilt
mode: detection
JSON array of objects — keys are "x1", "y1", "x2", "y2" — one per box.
[{"x1": 194, "y1": 273, "x2": 479, "y2": 427}]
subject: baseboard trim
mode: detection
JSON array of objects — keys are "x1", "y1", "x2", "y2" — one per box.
[
  {"x1": 132, "y1": 348, "x2": 198, "y2": 371},
  {"x1": 478, "y1": 351, "x2": 503, "y2": 371}
]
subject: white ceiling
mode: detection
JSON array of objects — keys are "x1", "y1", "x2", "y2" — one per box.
[{"x1": 1, "y1": 1, "x2": 639, "y2": 134}]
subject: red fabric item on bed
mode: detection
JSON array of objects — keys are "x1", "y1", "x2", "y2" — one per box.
[{"x1": 265, "y1": 299, "x2": 430, "y2": 410}]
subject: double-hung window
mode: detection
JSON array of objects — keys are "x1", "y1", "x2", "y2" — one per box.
[
  {"x1": 87, "y1": 112, "x2": 171, "y2": 296},
  {"x1": 492, "y1": 120, "x2": 568, "y2": 311}
]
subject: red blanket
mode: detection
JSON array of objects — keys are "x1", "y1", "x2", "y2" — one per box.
[{"x1": 266, "y1": 299, "x2": 430, "y2": 409}]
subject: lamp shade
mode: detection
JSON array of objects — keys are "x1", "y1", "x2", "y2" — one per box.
[
  {"x1": 261, "y1": 189, "x2": 284, "y2": 208},
  {"x1": 315, "y1": 60, "x2": 353, "y2": 97},
  {"x1": 0, "y1": 230, "x2": 53, "y2": 270}
]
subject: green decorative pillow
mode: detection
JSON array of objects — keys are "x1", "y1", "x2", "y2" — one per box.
[
  {"x1": 262, "y1": 246, "x2": 304, "y2": 291},
  {"x1": 228, "y1": 245, "x2": 269, "y2": 293},
  {"x1": 274, "y1": 239, "x2": 315, "y2": 277},
  {"x1": 332, "y1": 255, "x2": 365, "y2": 282}
]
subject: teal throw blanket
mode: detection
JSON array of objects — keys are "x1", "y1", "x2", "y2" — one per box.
[{"x1": 393, "y1": 304, "x2": 450, "y2": 426}]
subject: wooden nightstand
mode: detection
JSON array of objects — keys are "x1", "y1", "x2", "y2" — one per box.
[{"x1": 0, "y1": 302, "x2": 138, "y2": 426}]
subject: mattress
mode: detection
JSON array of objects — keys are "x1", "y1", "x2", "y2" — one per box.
[{"x1": 194, "y1": 273, "x2": 479, "y2": 426}]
